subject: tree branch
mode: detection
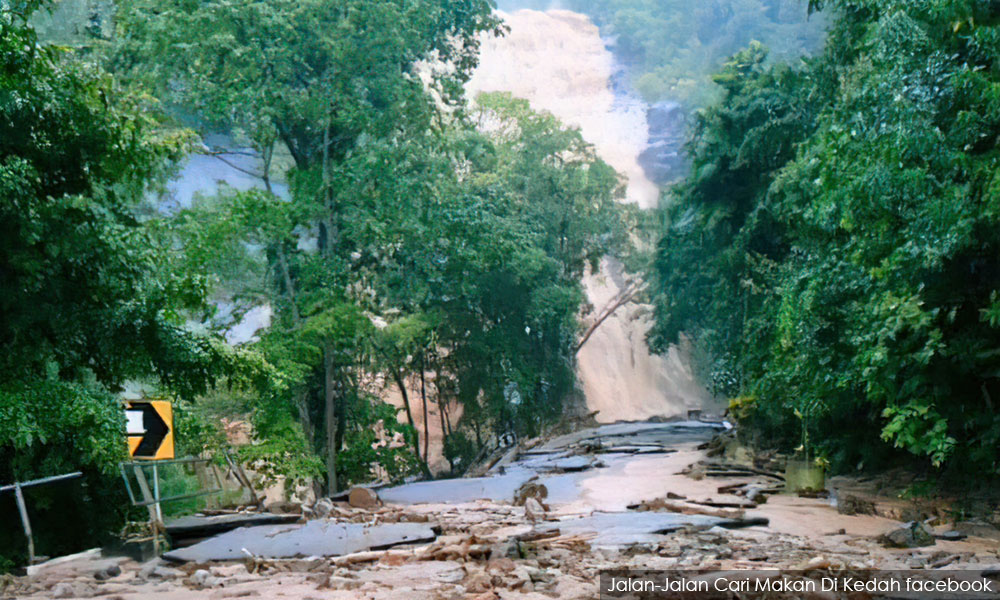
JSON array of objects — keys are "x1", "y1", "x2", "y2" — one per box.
[{"x1": 575, "y1": 281, "x2": 645, "y2": 354}]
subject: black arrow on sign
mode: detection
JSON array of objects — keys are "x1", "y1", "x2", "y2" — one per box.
[{"x1": 130, "y1": 402, "x2": 168, "y2": 458}]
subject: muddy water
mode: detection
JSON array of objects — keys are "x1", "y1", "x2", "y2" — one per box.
[
  {"x1": 379, "y1": 419, "x2": 926, "y2": 550},
  {"x1": 468, "y1": 10, "x2": 718, "y2": 423},
  {"x1": 383, "y1": 421, "x2": 720, "y2": 510}
]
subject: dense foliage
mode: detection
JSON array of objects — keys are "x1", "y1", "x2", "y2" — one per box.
[
  {"x1": 0, "y1": 2, "x2": 266, "y2": 566},
  {"x1": 651, "y1": 0, "x2": 1000, "y2": 475},
  {"x1": 112, "y1": 0, "x2": 629, "y2": 492},
  {"x1": 561, "y1": 0, "x2": 828, "y2": 107}
]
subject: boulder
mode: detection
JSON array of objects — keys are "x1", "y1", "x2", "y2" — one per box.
[
  {"x1": 879, "y1": 521, "x2": 935, "y2": 548},
  {"x1": 51, "y1": 582, "x2": 96, "y2": 598},
  {"x1": 312, "y1": 497, "x2": 335, "y2": 518},
  {"x1": 190, "y1": 568, "x2": 223, "y2": 589},
  {"x1": 837, "y1": 494, "x2": 876, "y2": 516},
  {"x1": 514, "y1": 481, "x2": 548, "y2": 506},
  {"x1": 92, "y1": 564, "x2": 121, "y2": 581},
  {"x1": 524, "y1": 497, "x2": 546, "y2": 522},
  {"x1": 348, "y1": 487, "x2": 379, "y2": 509},
  {"x1": 265, "y1": 500, "x2": 302, "y2": 515}
]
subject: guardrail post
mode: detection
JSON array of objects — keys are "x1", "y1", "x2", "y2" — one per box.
[
  {"x1": 1, "y1": 473, "x2": 81, "y2": 565},
  {"x1": 13, "y1": 483, "x2": 34, "y2": 565}
]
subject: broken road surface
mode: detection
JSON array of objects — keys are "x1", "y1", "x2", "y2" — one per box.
[{"x1": 8, "y1": 420, "x2": 1000, "y2": 600}]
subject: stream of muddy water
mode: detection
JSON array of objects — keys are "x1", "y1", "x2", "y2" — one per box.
[{"x1": 12, "y1": 419, "x2": 1000, "y2": 599}]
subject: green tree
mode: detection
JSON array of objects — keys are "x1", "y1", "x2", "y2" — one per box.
[
  {"x1": 650, "y1": 0, "x2": 1000, "y2": 477},
  {"x1": 0, "y1": 3, "x2": 265, "y2": 566}
]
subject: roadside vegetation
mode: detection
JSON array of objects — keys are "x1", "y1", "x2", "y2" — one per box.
[
  {"x1": 649, "y1": 0, "x2": 1000, "y2": 480},
  {"x1": 1, "y1": 0, "x2": 630, "y2": 568}
]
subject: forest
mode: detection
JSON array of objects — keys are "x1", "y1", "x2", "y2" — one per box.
[
  {"x1": 1, "y1": 0, "x2": 630, "y2": 564},
  {"x1": 649, "y1": 0, "x2": 1000, "y2": 479},
  {"x1": 4, "y1": 0, "x2": 1000, "y2": 574}
]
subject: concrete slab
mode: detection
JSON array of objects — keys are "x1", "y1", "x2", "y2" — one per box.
[
  {"x1": 378, "y1": 472, "x2": 536, "y2": 505},
  {"x1": 542, "y1": 511, "x2": 728, "y2": 546},
  {"x1": 165, "y1": 513, "x2": 300, "y2": 541},
  {"x1": 162, "y1": 521, "x2": 436, "y2": 562}
]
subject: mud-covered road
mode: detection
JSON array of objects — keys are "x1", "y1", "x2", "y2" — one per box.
[{"x1": 6, "y1": 421, "x2": 1000, "y2": 600}]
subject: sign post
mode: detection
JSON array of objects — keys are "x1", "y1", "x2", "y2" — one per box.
[{"x1": 123, "y1": 400, "x2": 174, "y2": 549}]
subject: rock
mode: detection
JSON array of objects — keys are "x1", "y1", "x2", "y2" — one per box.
[
  {"x1": 745, "y1": 486, "x2": 769, "y2": 504},
  {"x1": 513, "y1": 481, "x2": 548, "y2": 506},
  {"x1": 93, "y1": 564, "x2": 121, "y2": 581},
  {"x1": 464, "y1": 571, "x2": 493, "y2": 593},
  {"x1": 51, "y1": 582, "x2": 95, "y2": 598},
  {"x1": 934, "y1": 530, "x2": 967, "y2": 541},
  {"x1": 324, "y1": 575, "x2": 363, "y2": 590},
  {"x1": 312, "y1": 497, "x2": 335, "y2": 518},
  {"x1": 490, "y1": 538, "x2": 520, "y2": 559},
  {"x1": 524, "y1": 497, "x2": 546, "y2": 522},
  {"x1": 880, "y1": 522, "x2": 936, "y2": 548},
  {"x1": 348, "y1": 487, "x2": 379, "y2": 509},
  {"x1": 401, "y1": 512, "x2": 429, "y2": 523},
  {"x1": 138, "y1": 559, "x2": 185, "y2": 581},
  {"x1": 190, "y1": 569, "x2": 223, "y2": 589},
  {"x1": 265, "y1": 501, "x2": 302, "y2": 515},
  {"x1": 837, "y1": 494, "x2": 876, "y2": 516},
  {"x1": 799, "y1": 556, "x2": 838, "y2": 571},
  {"x1": 487, "y1": 558, "x2": 516, "y2": 574},
  {"x1": 150, "y1": 565, "x2": 185, "y2": 579},
  {"x1": 746, "y1": 550, "x2": 769, "y2": 562},
  {"x1": 509, "y1": 565, "x2": 533, "y2": 589}
]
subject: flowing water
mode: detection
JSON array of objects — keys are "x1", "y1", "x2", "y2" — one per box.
[
  {"x1": 160, "y1": 8, "x2": 717, "y2": 460},
  {"x1": 467, "y1": 9, "x2": 658, "y2": 209},
  {"x1": 468, "y1": 9, "x2": 717, "y2": 423}
]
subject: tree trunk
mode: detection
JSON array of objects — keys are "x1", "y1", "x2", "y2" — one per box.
[
  {"x1": 393, "y1": 371, "x2": 431, "y2": 477},
  {"x1": 324, "y1": 343, "x2": 338, "y2": 494},
  {"x1": 276, "y1": 245, "x2": 301, "y2": 324},
  {"x1": 322, "y1": 121, "x2": 337, "y2": 253},
  {"x1": 420, "y1": 355, "x2": 430, "y2": 463},
  {"x1": 437, "y1": 385, "x2": 449, "y2": 442},
  {"x1": 335, "y1": 373, "x2": 348, "y2": 473},
  {"x1": 296, "y1": 390, "x2": 314, "y2": 450}
]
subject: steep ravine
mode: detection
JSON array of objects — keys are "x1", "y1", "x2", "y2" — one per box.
[
  {"x1": 468, "y1": 9, "x2": 718, "y2": 423},
  {"x1": 162, "y1": 9, "x2": 717, "y2": 471}
]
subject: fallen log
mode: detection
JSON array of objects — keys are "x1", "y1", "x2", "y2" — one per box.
[
  {"x1": 514, "y1": 528, "x2": 561, "y2": 543},
  {"x1": 701, "y1": 462, "x2": 785, "y2": 481},
  {"x1": 717, "y1": 483, "x2": 747, "y2": 494},
  {"x1": 629, "y1": 498, "x2": 746, "y2": 520},
  {"x1": 692, "y1": 499, "x2": 758, "y2": 510},
  {"x1": 331, "y1": 549, "x2": 413, "y2": 566}
]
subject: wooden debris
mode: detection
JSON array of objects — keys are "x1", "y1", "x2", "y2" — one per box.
[
  {"x1": 692, "y1": 498, "x2": 757, "y2": 510},
  {"x1": 629, "y1": 498, "x2": 746, "y2": 520},
  {"x1": 330, "y1": 549, "x2": 412, "y2": 566},
  {"x1": 514, "y1": 528, "x2": 561, "y2": 543}
]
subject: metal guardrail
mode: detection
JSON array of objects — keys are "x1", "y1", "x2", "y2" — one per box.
[
  {"x1": 119, "y1": 457, "x2": 224, "y2": 508},
  {"x1": 118, "y1": 452, "x2": 262, "y2": 556},
  {"x1": 0, "y1": 472, "x2": 83, "y2": 565}
]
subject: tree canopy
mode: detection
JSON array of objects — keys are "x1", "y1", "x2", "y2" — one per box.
[
  {"x1": 0, "y1": 2, "x2": 267, "y2": 565},
  {"x1": 650, "y1": 0, "x2": 1000, "y2": 476},
  {"x1": 109, "y1": 0, "x2": 630, "y2": 493}
]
